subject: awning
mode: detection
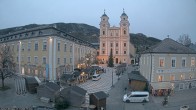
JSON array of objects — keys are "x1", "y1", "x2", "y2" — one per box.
[{"x1": 151, "y1": 82, "x2": 172, "y2": 90}]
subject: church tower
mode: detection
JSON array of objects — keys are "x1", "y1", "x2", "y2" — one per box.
[{"x1": 98, "y1": 9, "x2": 135, "y2": 64}]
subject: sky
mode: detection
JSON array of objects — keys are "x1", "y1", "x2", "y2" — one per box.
[{"x1": 0, "y1": 0, "x2": 196, "y2": 42}]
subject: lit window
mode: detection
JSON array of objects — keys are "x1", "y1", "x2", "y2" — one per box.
[
  {"x1": 191, "y1": 57, "x2": 195, "y2": 66},
  {"x1": 180, "y1": 74, "x2": 184, "y2": 80},
  {"x1": 170, "y1": 75, "x2": 175, "y2": 81},
  {"x1": 159, "y1": 58, "x2": 165, "y2": 67},
  {"x1": 158, "y1": 75, "x2": 163, "y2": 82}
]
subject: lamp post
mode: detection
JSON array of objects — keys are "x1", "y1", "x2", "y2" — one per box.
[{"x1": 111, "y1": 68, "x2": 114, "y2": 87}]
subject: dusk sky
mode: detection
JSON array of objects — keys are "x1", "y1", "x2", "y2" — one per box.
[{"x1": 0, "y1": 0, "x2": 196, "y2": 42}]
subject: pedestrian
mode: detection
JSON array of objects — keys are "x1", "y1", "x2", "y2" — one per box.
[{"x1": 124, "y1": 87, "x2": 127, "y2": 93}]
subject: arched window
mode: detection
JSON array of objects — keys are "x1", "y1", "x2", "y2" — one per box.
[
  {"x1": 124, "y1": 30, "x2": 126, "y2": 34},
  {"x1": 103, "y1": 31, "x2": 105, "y2": 35}
]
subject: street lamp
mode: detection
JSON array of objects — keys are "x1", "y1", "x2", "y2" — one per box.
[{"x1": 111, "y1": 68, "x2": 114, "y2": 87}]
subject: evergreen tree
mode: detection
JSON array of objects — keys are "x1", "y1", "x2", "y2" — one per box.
[{"x1": 108, "y1": 48, "x2": 114, "y2": 67}]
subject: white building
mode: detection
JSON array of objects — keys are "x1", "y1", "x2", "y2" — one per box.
[{"x1": 139, "y1": 38, "x2": 196, "y2": 94}]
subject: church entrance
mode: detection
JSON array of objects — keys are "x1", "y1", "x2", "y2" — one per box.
[{"x1": 116, "y1": 58, "x2": 118, "y2": 64}]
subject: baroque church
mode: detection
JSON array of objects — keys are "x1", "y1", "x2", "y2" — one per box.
[{"x1": 98, "y1": 10, "x2": 135, "y2": 64}]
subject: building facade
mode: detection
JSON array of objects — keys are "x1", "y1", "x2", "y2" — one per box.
[
  {"x1": 139, "y1": 38, "x2": 196, "y2": 94},
  {"x1": 98, "y1": 10, "x2": 135, "y2": 64},
  {"x1": 0, "y1": 25, "x2": 96, "y2": 81}
]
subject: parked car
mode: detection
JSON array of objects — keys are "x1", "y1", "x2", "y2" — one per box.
[
  {"x1": 92, "y1": 74, "x2": 101, "y2": 81},
  {"x1": 123, "y1": 91, "x2": 149, "y2": 103}
]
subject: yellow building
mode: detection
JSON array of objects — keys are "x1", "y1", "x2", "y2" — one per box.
[
  {"x1": 98, "y1": 10, "x2": 135, "y2": 64},
  {"x1": 0, "y1": 25, "x2": 96, "y2": 81}
]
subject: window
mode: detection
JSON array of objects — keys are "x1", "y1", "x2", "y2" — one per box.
[
  {"x1": 191, "y1": 57, "x2": 195, "y2": 66},
  {"x1": 189, "y1": 74, "x2": 193, "y2": 79},
  {"x1": 116, "y1": 43, "x2": 118, "y2": 47},
  {"x1": 64, "y1": 58, "x2": 66, "y2": 64},
  {"x1": 17, "y1": 44, "x2": 19, "y2": 51},
  {"x1": 57, "y1": 42, "x2": 60, "y2": 51},
  {"x1": 170, "y1": 75, "x2": 175, "y2": 81},
  {"x1": 182, "y1": 58, "x2": 186, "y2": 67},
  {"x1": 39, "y1": 31, "x2": 42, "y2": 35},
  {"x1": 116, "y1": 33, "x2": 118, "y2": 36},
  {"x1": 43, "y1": 41, "x2": 47, "y2": 51},
  {"x1": 64, "y1": 44, "x2": 67, "y2": 52},
  {"x1": 159, "y1": 58, "x2": 165, "y2": 67},
  {"x1": 70, "y1": 45, "x2": 72, "y2": 52},
  {"x1": 110, "y1": 43, "x2": 113, "y2": 47},
  {"x1": 171, "y1": 58, "x2": 176, "y2": 68},
  {"x1": 34, "y1": 57, "x2": 38, "y2": 64},
  {"x1": 102, "y1": 51, "x2": 105, "y2": 54},
  {"x1": 103, "y1": 43, "x2": 105, "y2": 47},
  {"x1": 180, "y1": 74, "x2": 184, "y2": 80},
  {"x1": 28, "y1": 42, "x2": 31, "y2": 51},
  {"x1": 124, "y1": 51, "x2": 126, "y2": 54},
  {"x1": 27, "y1": 56, "x2": 31, "y2": 63},
  {"x1": 111, "y1": 33, "x2": 112, "y2": 36},
  {"x1": 70, "y1": 58, "x2": 72, "y2": 63},
  {"x1": 124, "y1": 30, "x2": 126, "y2": 34},
  {"x1": 124, "y1": 43, "x2": 126, "y2": 47},
  {"x1": 57, "y1": 58, "x2": 60, "y2": 64},
  {"x1": 116, "y1": 51, "x2": 118, "y2": 54},
  {"x1": 34, "y1": 41, "x2": 38, "y2": 51},
  {"x1": 103, "y1": 31, "x2": 105, "y2": 35},
  {"x1": 158, "y1": 75, "x2": 163, "y2": 82},
  {"x1": 43, "y1": 57, "x2": 46, "y2": 64}
]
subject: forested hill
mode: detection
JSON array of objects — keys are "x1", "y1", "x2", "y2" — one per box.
[{"x1": 0, "y1": 23, "x2": 161, "y2": 53}]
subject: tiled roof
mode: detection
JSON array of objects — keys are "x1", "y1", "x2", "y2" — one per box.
[
  {"x1": 143, "y1": 38, "x2": 196, "y2": 54},
  {"x1": 44, "y1": 82, "x2": 60, "y2": 92}
]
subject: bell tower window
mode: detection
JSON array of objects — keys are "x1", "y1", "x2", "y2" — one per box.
[
  {"x1": 124, "y1": 30, "x2": 126, "y2": 34},
  {"x1": 103, "y1": 31, "x2": 105, "y2": 35}
]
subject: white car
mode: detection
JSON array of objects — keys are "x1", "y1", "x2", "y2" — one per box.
[{"x1": 123, "y1": 91, "x2": 149, "y2": 103}]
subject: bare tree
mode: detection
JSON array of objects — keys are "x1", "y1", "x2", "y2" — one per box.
[
  {"x1": 178, "y1": 34, "x2": 191, "y2": 47},
  {"x1": 0, "y1": 44, "x2": 16, "y2": 88}
]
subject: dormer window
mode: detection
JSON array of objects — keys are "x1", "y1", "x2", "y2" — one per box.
[
  {"x1": 39, "y1": 31, "x2": 42, "y2": 35},
  {"x1": 25, "y1": 33, "x2": 28, "y2": 37}
]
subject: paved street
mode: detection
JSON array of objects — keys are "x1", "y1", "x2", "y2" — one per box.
[
  {"x1": 107, "y1": 65, "x2": 196, "y2": 110},
  {"x1": 78, "y1": 67, "x2": 119, "y2": 94}
]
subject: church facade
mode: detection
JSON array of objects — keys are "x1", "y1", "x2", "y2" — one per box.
[{"x1": 98, "y1": 10, "x2": 135, "y2": 64}]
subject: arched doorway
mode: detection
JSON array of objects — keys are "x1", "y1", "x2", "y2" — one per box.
[{"x1": 116, "y1": 58, "x2": 118, "y2": 64}]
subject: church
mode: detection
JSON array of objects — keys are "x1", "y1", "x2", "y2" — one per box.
[{"x1": 98, "y1": 10, "x2": 135, "y2": 64}]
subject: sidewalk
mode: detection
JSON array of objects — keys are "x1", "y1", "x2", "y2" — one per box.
[{"x1": 151, "y1": 88, "x2": 196, "y2": 109}]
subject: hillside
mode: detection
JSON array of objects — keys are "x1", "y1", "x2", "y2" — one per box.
[
  {"x1": 0, "y1": 23, "x2": 161, "y2": 53},
  {"x1": 130, "y1": 33, "x2": 161, "y2": 52}
]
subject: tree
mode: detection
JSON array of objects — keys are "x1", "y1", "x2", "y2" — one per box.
[
  {"x1": 108, "y1": 48, "x2": 114, "y2": 67},
  {"x1": 0, "y1": 44, "x2": 15, "y2": 89},
  {"x1": 178, "y1": 34, "x2": 191, "y2": 47}
]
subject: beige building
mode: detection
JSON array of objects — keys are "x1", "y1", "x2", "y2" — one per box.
[
  {"x1": 0, "y1": 25, "x2": 96, "y2": 81},
  {"x1": 139, "y1": 38, "x2": 196, "y2": 93},
  {"x1": 98, "y1": 10, "x2": 135, "y2": 64}
]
